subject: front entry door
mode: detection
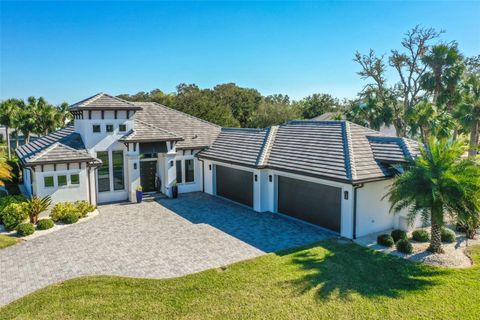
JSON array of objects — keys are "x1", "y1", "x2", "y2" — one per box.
[{"x1": 140, "y1": 160, "x2": 157, "y2": 192}]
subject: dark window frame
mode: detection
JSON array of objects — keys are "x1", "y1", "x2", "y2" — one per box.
[
  {"x1": 44, "y1": 176, "x2": 54, "y2": 188},
  {"x1": 97, "y1": 151, "x2": 110, "y2": 192},
  {"x1": 92, "y1": 124, "x2": 101, "y2": 133},
  {"x1": 176, "y1": 160, "x2": 183, "y2": 184},
  {"x1": 106, "y1": 124, "x2": 114, "y2": 133},
  {"x1": 119, "y1": 124, "x2": 127, "y2": 132},
  {"x1": 112, "y1": 150, "x2": 125, "y2": 191},
  {"x1": 70, "y1": 174, "x2": 80, "y2": 185},
  {"x1": 185, "y1": 159, "x2": 195, "y2": 183},
  {"x1": 57, "y1": 175, "x2": 67, "y2": 187}
]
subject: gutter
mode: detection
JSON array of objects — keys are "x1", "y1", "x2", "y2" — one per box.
[{"x1": 352, "y1": 183, "x2": 364, "y2": 239}]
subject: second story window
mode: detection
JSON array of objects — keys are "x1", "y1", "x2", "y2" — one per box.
[
  {"x1": 106, "y1": 124, "x2": 114, "y2": 133},
  {"x1": 119, "y1": 124, "x2": 127, "y2": 132},
  {"x1": 92, "y1": 125, "x2": 101, "y2": 133}
]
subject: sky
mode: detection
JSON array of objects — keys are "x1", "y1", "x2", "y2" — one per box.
[{"x1": 1, "y1": 1, "x2": 479, "y2": 104}]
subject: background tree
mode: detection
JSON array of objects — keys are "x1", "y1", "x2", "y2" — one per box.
[
  {"x1": 0, "y1": 99, "x2": 22, "y2": 159},
  {"x1": 0, "y1": 151, "x2": 12, "y2": 186},
  {"x1": 387, "y1": 138, "x2": 480, "y2": 253},
  {"x1": 389, "y1": 26, "x2": 442, "y2": 136},
  {"x1": 296, "y1": 93, "x2": 339, "y2": 119},
  {"x1": 248, "y1": 95, "x2": 300, "y2": 128}
]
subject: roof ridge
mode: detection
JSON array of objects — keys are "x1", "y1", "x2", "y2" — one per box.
[
  {"x1": 343, "y1": 122, "x2": 357, "y2": 181},
  {"x1": 222, "y1": 127, "x2": 265, "y2": 132},
  {"x1": 135, "y1": 102, "x2": 222, "y2": 128},
  {"x1": 256, "y1": 125, "x2": 278, "y2": 167},
  {"x1": 103, "y1": 93, "x2": 136, "y2": 106},
  {"x1": 286, "y1": 120, "x2": 345, "y2": 126}
]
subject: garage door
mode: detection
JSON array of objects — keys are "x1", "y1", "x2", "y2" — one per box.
[
  {"x1": 277, "y1": 176, "x2": 341, "y2": 232},
  {"x1": 215, "y1": 165, "x2": 253, "y2": 207}
]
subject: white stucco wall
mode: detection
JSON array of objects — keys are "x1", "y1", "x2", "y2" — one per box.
[{"x1": 32, "y1": 163, "x2": 90, "y2": 203}]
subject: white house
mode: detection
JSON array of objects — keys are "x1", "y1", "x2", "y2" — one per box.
[
  {"x1": 16, "y1": 93, "x2": 421, "y2": 239},
  {"x1": 16, "y1": 93, "x2": 221, "y2": 204},
  {"x1": 197, "y1": 121, "x2": 422, "y2": 239}
]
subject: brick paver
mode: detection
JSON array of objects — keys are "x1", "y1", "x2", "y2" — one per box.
[{"x1": 0, "y1": 192, "x2": 331, "y2": 306}]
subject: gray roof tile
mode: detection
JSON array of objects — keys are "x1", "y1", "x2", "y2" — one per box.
[
  {"x1": 69, "y1": 93, "x2": 142, "y2": 111},
  {"x1": 198, "y1": 120, "x2": 421, "y2": 183},
  {"x1": 132, "y1": 102, "x2": 221, "y2": 149},
  {"x1": 16, "y1": 127, "x2": 97, "y2": 166},
  {"x1": 119, "y1": 119, "x2": 182, "y2": 142}
]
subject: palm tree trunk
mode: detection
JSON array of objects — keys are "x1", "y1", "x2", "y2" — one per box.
[
  {"x1": 5, "y1": 126, "x2": 11, "y2": 159},
  {"x1": 428, "y1": 212, "x2": 443, "y2": 253},
  {"x1": 15, "y1": 130, "x2": 19, "y2": 148},
  {"x1": 468, "y1": 118, "x2": 479, "y2": 158}
]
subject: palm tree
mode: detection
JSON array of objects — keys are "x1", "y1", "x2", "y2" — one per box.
[
  {"x1": 0, "y1": 99, "x2": 22, "y2": 158},
  {"x1": 387, "y1": 138, "x2": 480, "y2": 253},
  {"x1": 408, "y1": 100, "x2": 455, "y2": 143},
  {"x1": 55, "y1": 102, "x2": 72, "y2": 128},
  {"x1": 23, "y1": 196, "x2": 52, "y2": 224},
  {"x1": 455, "y1": 74, "x2": 480, "y2": 158},
  {"x1": 0, "y1": 151, "x2": 12, "y2": 187}
]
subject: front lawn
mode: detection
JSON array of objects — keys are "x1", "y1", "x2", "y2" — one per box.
[
  {"x1": 0, "y1": 234, "x2": 18, "y2": 249},
  {"x1": 1, "y1": 240, "x2": 479, "y2": 319}
]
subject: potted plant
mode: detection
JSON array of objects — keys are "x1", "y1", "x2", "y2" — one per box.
[
  {"x1": 136, "y1": 185, "x2": 143, "y2": 203},
  {"x1": 171, "y1": 181, "x2": 178, "y2": 199}
]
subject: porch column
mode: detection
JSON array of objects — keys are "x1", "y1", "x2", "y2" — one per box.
[
  {"x1": 127, "y1": 142, "x2": 140, "y2": 202},
  {"x1": 164, "y1": 141, "x2": 177, "y2": 197}
]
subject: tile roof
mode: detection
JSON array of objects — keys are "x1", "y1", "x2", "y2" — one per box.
[
  {"x1": 119, "y1": 119, "x2": 182, "y2": 142},
  {"x1": 16, "y1": 127, "x2": 97, "y2": 166},
  {"x1": 198, "y1": 128, "x2": 269, "y2": 167},
  {"x1": 132, "y1": 102, "x2": 221, "y2": 149},
  {"x1": 198, "y1": 120, "x2": 421, "y2": 184},
  {"x1": 69, "y1": 93, "x2": 142, "y2": 111}
]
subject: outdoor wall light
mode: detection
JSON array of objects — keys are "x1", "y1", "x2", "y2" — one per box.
[
  {"x1": 344, "y1": 191, "x2": 349, "y2": 200},
  {"x1": 269, "y1": 175, "x2": 272, "y2": 182},
  {"x1": 134, "y1": 163, "x2": 137, "y2": 170},
  {"x1": 209, "y1": 164, "x2": 212, "y2": 171},
  {"x1": 254, "y1": 174, "x2": 258, "y2": 182}
]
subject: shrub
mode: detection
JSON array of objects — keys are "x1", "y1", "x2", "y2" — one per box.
[
  {"x1": 50, "y1": 202, "x2": 80, "y2": 222},
  {"x1": 0, "y1": 195, "x2": 26, "y2": 224},
  {"x1": 456, "y1": 215, "x2": 480, "y2": 239},
  {"x1": 2, "y1": 203, "x2": 28, "y2": 231},
  {"x1": 74, "y1": 200, "x2": 95, "y2": 218},
  {"x1": 396, "y1": 239, "x2": 413, "y2": 254},
  {"x1": 61, "y1": 212, "x2": 79, "y2": 224},
  {"x1": 412, "y1": 229, "x2": 430, "y2": 242},
  {"x1": 441, "y1": 227, "x2": 456, "y2": 243},
  {"x1": 37, "y1": 218, "x2": 54, "y2": 230},
  {"x1": 16, "y1": 223, "x2": 35, "y2": 236},
  {"x1": 391, "y1": 229, "x2": 407, "y2": 242},
  {"x1": 377, "y1": 234, "x2": 394, "y2": 247}
]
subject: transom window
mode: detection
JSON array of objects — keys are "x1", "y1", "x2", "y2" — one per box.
[
  {"x1": 44, "y1": 176, "x2": 54, "y2": 188},
  {"x1": 71, "y1": 174, "x2": 80, "y2": 185},
  {"x1": 92, "y1": 125, "x2": 101, "y2": 133},
  {"x1": 57, "y1": 175, "x2": 67, "y2": 187},
  {"x1": 106, "y1": 124, "x2": 114, "y2": 133}
]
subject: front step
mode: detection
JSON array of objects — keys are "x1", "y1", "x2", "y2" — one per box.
[{"x1": 142, "y1": 192, "x2": 166, "y2": 202}]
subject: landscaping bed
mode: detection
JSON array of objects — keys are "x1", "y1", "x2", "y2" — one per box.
[{"x1": 356, "y1": 227, "x2": 480, "y2": 268}]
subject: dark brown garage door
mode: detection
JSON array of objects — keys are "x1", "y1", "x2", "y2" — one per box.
[
  {"x1": 277, "y1": 176, "x2": 341, "y2": 232},
  {"x1": 215, "y1": 165, "x2": 253, "y2": 207}
]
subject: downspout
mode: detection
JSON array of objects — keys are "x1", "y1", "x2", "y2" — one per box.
[
  {"x1": 87, "y1": 164, "x2": 92, "y2": 205},
  {"x1": 353, "y1": 183, "x2": 364, "y2": 239},
  {"x1": 198, "y1": 158, "x2": 205, "y2": 192}
]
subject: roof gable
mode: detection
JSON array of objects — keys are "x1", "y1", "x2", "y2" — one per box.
[{"x1": 69, "y1": 93, "x2": 142, "y2": 111}]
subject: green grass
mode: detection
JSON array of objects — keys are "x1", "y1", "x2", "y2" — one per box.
[
  {"x1": 0, "y1": 234, "x2": 18, "y2": 249},
  {"x1": 1, "y1": 240, "x2": 479, "y2": 319}
]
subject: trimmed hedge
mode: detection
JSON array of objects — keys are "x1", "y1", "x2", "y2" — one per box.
[
  {"x1": 50, "y1": 202, "x2": 80, "y2": 222},
  {"x1": 2, "y1": 203, "x2": 28, "y2": 231},
  {"x1": 377, "y1": 234, "x2": 394, "y2": 247},
  {"x1": 391, "y1": 229, "x2": 408, "y2": 242},
  {"x1": 74, "y1": 200, "x2": 95, "y2": 218},
  {"x1": 17, "y1": 223, "x2": 35, "y2": 236},
  {"x1": 412, "y1": 229, "x2": 430, "y2": 242},
  {"x1": 0, "y1": 195, "x2": 26, "y2": 224},
  {"x1": 61, "y1": 212, "x2": 79, "y2": 224},
  {"x1": 37, "y1": 219, "x2": 55, "y2": 230},
  {"x1": 441, "y1": 227, "x2": 456, "y2": 243},
  {"x1": 396, "y1": 239, "x2": 413, "y2": 254}
]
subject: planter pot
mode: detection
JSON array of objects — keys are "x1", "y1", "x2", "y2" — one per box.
[
  {"x1": 172, "y1": 186, "x2": 178, "y2": 199},
  {"x1": 136, "y1": 190, "x2": 143, "y2": 203}
]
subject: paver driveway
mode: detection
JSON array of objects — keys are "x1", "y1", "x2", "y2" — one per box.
[{"x1": 0, "y1": 192, "x2": 332, "y2": 306}]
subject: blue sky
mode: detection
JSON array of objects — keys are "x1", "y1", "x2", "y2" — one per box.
[{"x1": 1, "y1": 1, "x2": 479, "y2": 104}]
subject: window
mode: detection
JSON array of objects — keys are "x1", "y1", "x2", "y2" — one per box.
[
  {"x1": 119, "y1": 124, "x2": 127, "y2": 132},
  {"x1": 71, "y1": 174, "x2": 80, "y2": 185},
  {"x1": 112, "y1": 150, "x2": 124, "y2": 190},
  {"x1": 97, "y1": 151, "x2": 110, "y2": 192},
  {"x1": 44, "y1": 176, "x2": 54, "y2": 188},
  {"x1": 57, "y1": 175, "x2": 67, "y2": 187},
  {"x1": 176, "y1": 160, "x2": 183, "y2": 184},
  {"x1": 92, "y1": 125, "x2": 101, "y2": 133},
  {"x1": 185, "y1": 159, "x2": 195, "y2": 183},
  {"x1": 106, "y1": 124, "x2": 114, "y2": 133}
]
